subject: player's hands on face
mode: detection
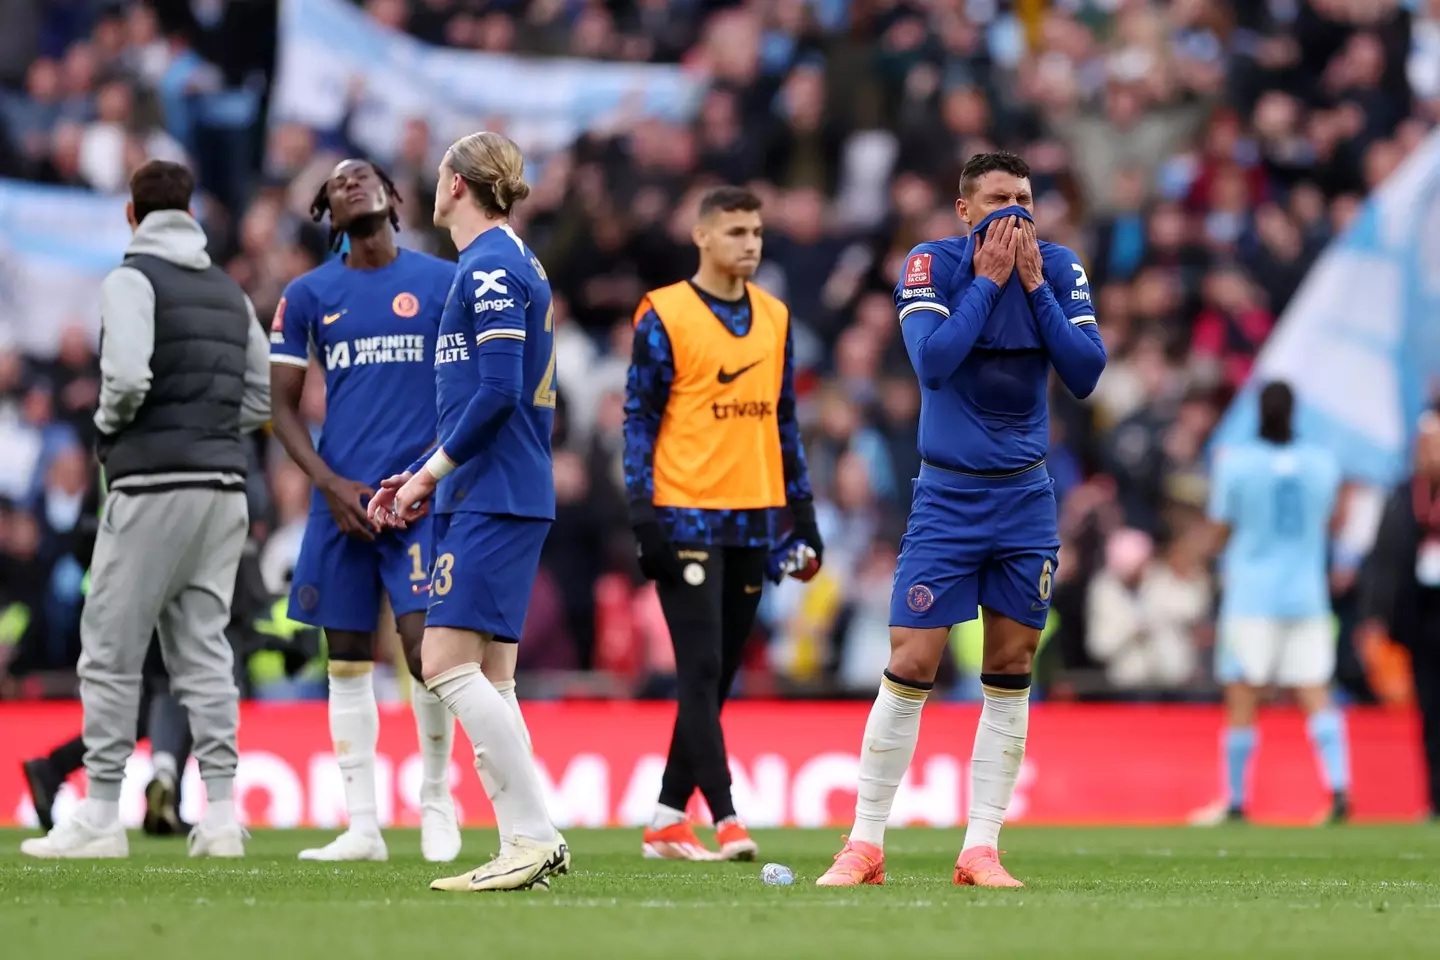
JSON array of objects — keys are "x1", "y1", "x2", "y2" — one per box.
[
  {"x1": 1016, "y1": 220, "x2": 1045, "y2": 293},
  {"x1": 973, "y1": 215, "x2": 1019, "y2": 286},
  {"x1": 390, "y1": 470, "x2": 436, "y2": 528},
  {"x1": 367, "y1": 473, "x2": 409, "y2": 531},
  {"x1": 320, "y1": 475, "x2": 376, "y2": 542}
]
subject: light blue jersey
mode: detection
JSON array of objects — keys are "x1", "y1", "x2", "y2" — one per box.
[{"x1": 1208, "y1": 442, "x2": 1341, "y2": 619}]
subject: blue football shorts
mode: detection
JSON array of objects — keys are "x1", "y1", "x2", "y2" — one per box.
[
  {"x1": 289, "y1": 511, "x2": 433, "y2": 632},
  {"x1": 425, "y1": 512, "x2": 552, "y2": 641},
  {"x1": 890, "y1": 460, "x2": 1060, "y2": 631}
]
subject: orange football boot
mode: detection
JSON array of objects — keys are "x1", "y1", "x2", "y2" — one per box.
[
  {"x1": 815, "y1": 836, "x2": 885, "y2": 886},
  {"x1": 953, "y1": 846, "x2": 1024, "y2": 888},
  {"x1": 642, "y1": 820, "x2": 718, "y2": 860},
  {"x1": 715, "y1": 818, "x2": 759, "y2": 861}
]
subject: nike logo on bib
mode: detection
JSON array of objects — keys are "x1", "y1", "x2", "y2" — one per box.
[{"x1": 717, "y1": 360, "x2": 762, "y2": 383}]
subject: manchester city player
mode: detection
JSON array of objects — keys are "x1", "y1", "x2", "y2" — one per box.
[
  {"x1": 818, "y1": 152, "x2": 1106, "y2": 888},
  {"x1": 1198, "y1": 380, "x2": 1349, "y2": 825},
  {"x1": 369, "y1": 132, "x2": 568, "y2": 893},
  {"x1": 270, "y1": 159, "x2": 461, "y2": 863}
]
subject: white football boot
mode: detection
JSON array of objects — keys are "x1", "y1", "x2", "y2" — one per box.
[
  {"x1": 298, "y1": 828, "x2": 388, "y2": 861},
  {"x1": 430, "y1": 834, "x2": 569, "y2": 892},
  {"x1": 20, "y1": 811, "x2": 128, "y2": 859}
]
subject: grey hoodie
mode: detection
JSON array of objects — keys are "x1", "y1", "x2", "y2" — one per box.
[{"x1": 94, "y1": 210, "x2": 271, "y2": 464}]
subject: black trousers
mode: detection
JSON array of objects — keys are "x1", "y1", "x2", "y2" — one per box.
[
  {"x1": 1413, "y1": 649, "x2": 1440, "y2": 815},
  {"x1": 654, "y1": 545, "x2": 768, "y2": 822}
]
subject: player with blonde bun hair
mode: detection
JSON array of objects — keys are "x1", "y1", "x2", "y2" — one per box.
[{"x1": 369, "y1": 132, "x2": 567, "y2": 892}]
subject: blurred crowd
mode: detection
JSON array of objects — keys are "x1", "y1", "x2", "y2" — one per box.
[{"x1": 1, "y1": 0, "x2": 1436, "y2": 702}]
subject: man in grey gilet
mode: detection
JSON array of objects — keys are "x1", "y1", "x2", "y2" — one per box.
[{"x1": 22, "y1": 160, "x2": 270, "y2": 859}]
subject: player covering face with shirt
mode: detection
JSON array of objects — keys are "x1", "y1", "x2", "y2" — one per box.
[
  {"x1": 817, "y1": 152, "x2": 1106, "y2": 888},
  {"x1": 368, "y1": 131, "x2": 568, "y2": 893},
  {"x1": 269, "y1": 159, "x2": 462, "y2": 863}
]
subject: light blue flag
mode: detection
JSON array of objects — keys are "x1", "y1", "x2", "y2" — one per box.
[{"x1": 1212, "y1": 130, "x2": 1440, "y2": 484}]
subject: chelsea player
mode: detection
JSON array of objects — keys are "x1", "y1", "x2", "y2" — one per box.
[
  {"x1": 369, "y1": 132, "x2": 568, "y2": 893},
  {"x1": 270, "y1": 159, "x2": 461, "y2": 863},
  {"x1": 1200, "y1": 380, "x2": 1349, "y2": 825},
  {"x1": 818, "y1": 152, "x2": 1106, "y2": 888}
]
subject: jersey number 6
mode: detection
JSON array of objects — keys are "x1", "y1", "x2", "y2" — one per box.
[{"x1": 533, "y1": 302, "x2": 557, "y2": 409}]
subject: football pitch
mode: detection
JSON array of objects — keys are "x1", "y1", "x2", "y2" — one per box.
[{"x1": 2, "y1": 826, "x2": 1437, "y2": 959}]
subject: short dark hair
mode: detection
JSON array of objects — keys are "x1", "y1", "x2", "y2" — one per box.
[
  {"x1": 1258, "y1": 380, "x2": 1295, "y2": 444},
  {"x1": 129, "y1": 160, "x2": 194, "y2": 224},
  {"x1": 959, "y1": 151, "x2": 1031, "y2": 196},
  {"x1": 698, "y1": 185, "x2": 762, "y2": 219}
]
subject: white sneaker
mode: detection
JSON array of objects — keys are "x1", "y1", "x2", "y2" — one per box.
[
  {"x1": 188, "y1": 821, "x2": 247, "y2": 858},
  {"x1": 430, "y1": 834, "x2": 569, "y2": 892},
  {"x1": 299, "y1": 829, "x2": 388, "y2": 861},
  {"x1": 420, "y1": 793, "x2": 462, "y2": 863},
  {"x1": 20, "y1": 813, "x2": 128, "y2": 859}
]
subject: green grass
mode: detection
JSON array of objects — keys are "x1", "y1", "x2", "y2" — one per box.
[{"x1": 2, "y1": 827, "x2": 1438, "y2": 958}]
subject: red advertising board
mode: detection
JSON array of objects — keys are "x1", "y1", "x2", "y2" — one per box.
[{"x1": 0, "y1": 701, "x2": 1427, "y2": 828}]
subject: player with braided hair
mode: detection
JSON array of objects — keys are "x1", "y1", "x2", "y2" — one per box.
[
  {"x1": 269, "y1": 158, "x2": 462, "y2": 862},
  {"x1": 309, "y1": 162, "x2": 403, "y2": 251}
]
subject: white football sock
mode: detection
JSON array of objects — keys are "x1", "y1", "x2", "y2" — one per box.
[
  {"x1": 328, "y1": 664, "x2": 380, "y2": 835},
  {"x1": 962, "y1": 682, "x2": 1030, "y2": 852},
  {"x1": 410, "y1": 684, "x2": 454, "y2": 793},
  {"x1": 492, "y1": 679, "x2": 533, "y2": 754},
  {"x1": 651, "y1": 803, "x2": 687, "y2": 830},
  {"x1": 850, "y1": 676, "x2": 928, "y2": 848},
  {"x1": 429, "y1": 663, "x2": 556, "y2": 845}
]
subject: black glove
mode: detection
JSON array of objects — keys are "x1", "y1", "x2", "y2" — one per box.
[
  {"x1": 633, "y1": 521, "x2": 683, "y2": 584},
  {"x1": 791, "y1": 499, "x2": 825, "y2": 568}
]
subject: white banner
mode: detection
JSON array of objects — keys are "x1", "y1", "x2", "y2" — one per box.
[
  {"x1": 0, "y1": 180, "x2": 129, "y2": 357},
  {"x1": 1212, "y1": 129, "x2": 1440, "y2": 484},
  {"x1": 271, "y1": 0, "x2": 706, "y2": 171}
]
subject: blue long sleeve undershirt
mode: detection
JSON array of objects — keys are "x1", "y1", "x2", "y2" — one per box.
[
  {"x1": 900, "y1": 276, "x2": 1002, "y2": 389},
  {"x1": 1026, "y1": 282, "x2": 1107, "y2": 399}
]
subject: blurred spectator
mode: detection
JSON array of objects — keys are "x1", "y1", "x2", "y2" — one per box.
[{"x1": 1086, "y1": 526, "x2": 1210, "y2": 693}]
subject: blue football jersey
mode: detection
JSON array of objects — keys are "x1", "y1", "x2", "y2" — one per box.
[
  {"x1": 271, "y1": 250, "x2": 454, "y2": 509},
  {"x1": 895, "y1": 209, "x2": 1097, "y2": 474},
  {"x1": 1208, "y1": 441, "x2": 1341, "y2": 619},
  {"x1": 434, "y1": 224, "x2": 555, "y2": 519}
]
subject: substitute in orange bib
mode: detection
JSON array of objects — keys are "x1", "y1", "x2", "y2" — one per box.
[{"x1": 623, "y1": 186, "x2": 822, "y2": 862}]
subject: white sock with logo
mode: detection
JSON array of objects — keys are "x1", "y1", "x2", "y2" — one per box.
[
  {"x1": 328, "y1": 663, "x2": 380, "y2": 836},
  {"x1": 428, "y1": 663, "x2": 556, "y2": 847},
  {"x1": 492, "y1": 679, "x2": 533, "y2": 754},
  {"x1": 410, "y1": 684, "x2": 454, "y2": 794},
  {"x1": 962, "y1": 680, "x2": 1030, "y2": 852},
  {"x1": 850, "y1": 674, "x2": 929, "y2": 848}
]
